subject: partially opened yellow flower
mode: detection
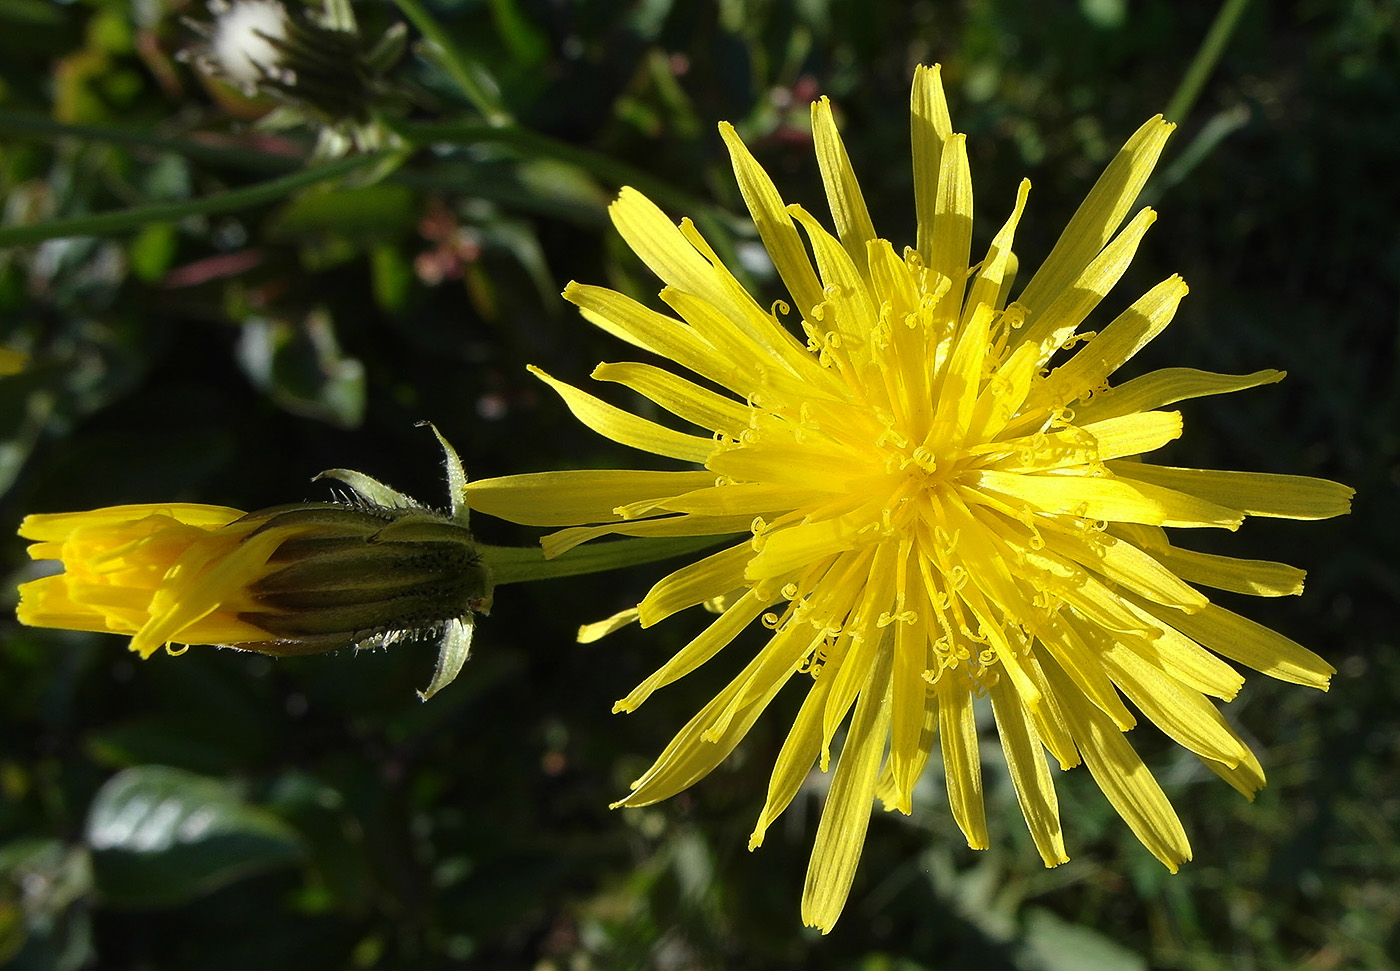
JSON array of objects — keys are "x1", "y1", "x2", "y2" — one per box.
[
  {"x1": 466, "y1": 65, "x2": 1353, "y2": 931},
  {"x1": 17, "y1": 430, "x2": 493, "y2": 697}
]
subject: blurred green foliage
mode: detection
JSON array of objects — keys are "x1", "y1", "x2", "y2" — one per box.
[{"x1": 1, "y1": 0, "x2": 1397, "y2": 968}]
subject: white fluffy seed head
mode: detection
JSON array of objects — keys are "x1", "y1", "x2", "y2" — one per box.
[{"x1": 211, "y1": 0, "x2": 290, "y2": 86}]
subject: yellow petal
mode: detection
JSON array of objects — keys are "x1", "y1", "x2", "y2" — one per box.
[
  {"x1": 652, "y1": 482, "x2": 828, "y2": 518},
  {"x1": 910, "y1": 63, "x2": 954, "y2": 266},
  {"x1": 465, "y1": 469, "x2": 717, "y2": 526},
  {"x1": 963, "y1": 178, "x2": 1030, "y2": 323},
  {"x1": 617, "y1": 634, "x2": 801, "y2": 807},
  {"x1": 927, "y1": 132, "x2": 973, "y2": 319},
  {"x1": 614, "y1": 588, "x2": 771, "y2": 712},
  {"x1": 609, "y1": 187, "x2": 751, "y2": 325},
  {"x1": 1074, "y1": 367, "x2": 1284, "y2": 424},
  {"x1": 707, "y1": 441, "x2": 871, "y2": 492},
  {"x1": 821, "y1": 546, "x2": 897, "y2": 756},
  {"x1": 812, "y1": 96, "x2": 878, "y2": 281},
  {"x1": 1037, "y1": 524, "x2": 1207, "y2": 612},
  {"x1": 19, "y1": 504, "x2": 245, "y2": 540},
  {"x1": 1079, "y1": 410, "x2": 1183, "y2": 461},
  {"x1": 971, "y1": 469, "x2": 1244, "y2": 529},
  {"x1": 706, "y1": 618, "x2": 825, "y2": 741},
  {"x1": 659, "y1": 287, "x2": 839, "y2": 401},
  {"x1": 1154, "y1": 602, "x2": 1334, "y2": 690},
  {"x1": 1111, "y1": 523, "x2": 1305, "y2": 597},
  {"x1": 718, "y1": 121, "x2": 825, "y2": 318},
  {"x1": 937, "y1": 678, "x2": 988, "y2": 850},
  {"x1": 1201, "y1": 734, "x2": 1266, "y2": 799},
  {"x1": 750, "y1": 665, "x2": 833, "y2": 850},
  {"x1": 787, "y1": 204, "x2": 879, "y2": 354},
  {"x1": 563, "y1": 282, "x2": 748, "y2": 394},
  {"x1": 529, "y1": 365, "x2": 716, "y2": 463},
  {"x1": 745, "y1": 500, "x2": 884, "y2": 581},
  {"x1": 888, "y1": 544, "x2": 935, "y2": 812},
  {"x1": 1107, "y1": 462, "x2": 1355, "y2": 521},
  {"x1": 987, "y1": 675, "x2": 1068, "y2": 866},
  {"x1": 1115, "y1": 596, "x2": 1246, "y2": 700},
  {"x1": 1028, "y1": 273, "x2": 1187, "y2": 413},
  {"x1": 927, "y1": 303, "x2": 993, "y2": 452},
  {"x1": 1099, "y1": 641, "x2": 1250, "y2": 766},
  {"x1": 592, "y1": 360, "x2": 749, "y2": 438},
  {"x1": 1038, "y1": 618, "x2": 1136, "y2": 730},
  {"x1": 1043, "y1": 656, "x2": 1193, "y2": 871},
  {"x1": 1016, "y1": 115, "x2": 1174, "y2": 318},
  {"x1": 540, "y1": 513, "x2": 754, "y2": 558},
  {"x1": 966, "y1": 339, "x2": 1039, "y2": 444},
  {"x1": 637, "y1": 540, "x2": 754, "y2": 627},
  {"x1": 133, "y1": 526, "x2": 282, "y2": 658},
  {"x1": 1151, "y1": 547, "x2": 1304, "y2": 598},
  {"x1": 1020, "y1": 206, "x2": 1159, "y2": 366},
  {"x1": 801, "y1": 640, "x2": 893, "y2": 933},
  {"x1": 577, "y1": 607, "x2": 639, "y2": 643}
]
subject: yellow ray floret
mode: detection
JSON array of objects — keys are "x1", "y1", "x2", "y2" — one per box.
[{"x1": 466, "y1": 65, "x2": 1352, "y2": 932}]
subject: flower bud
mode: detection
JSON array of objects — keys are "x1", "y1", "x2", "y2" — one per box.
[
  {"x1": 181, "y1": 0, "x2": 409, "y2": 153},
  {"x1": 16, "y1": 425, "x2": 488, "y2": 698},
  {"x1": 17, "y1": 501, "x2": 488, "y2": 654},
  {"x1": 236, "y1": 504, "x2": 492, "y2": 653}
]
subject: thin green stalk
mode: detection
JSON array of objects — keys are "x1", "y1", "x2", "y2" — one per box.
[
  {"x1": 391, "y1": 0, "x2": 512, "y2": 126},
  {"x1": 1164, "y1": 0, "x2": 1252, "y2": 124},
  {"x1": 0, "y1": 110, "x2": 300, "y2": 175},
  {"x1": 481, "y1": 535, "x2": 734, "y2": 585},
  {"x1": 0, "y1": 152, "x2": 383, "y2": 248}
]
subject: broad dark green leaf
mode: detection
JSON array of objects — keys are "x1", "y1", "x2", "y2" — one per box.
[{"x1": 86, "y1": 766, "x2": 304, "y2": 908}]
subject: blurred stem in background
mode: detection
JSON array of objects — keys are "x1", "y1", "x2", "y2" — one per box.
[
  {"x1": 390, "y1": 0, "x2": 513, "y2": 126},
  {"x1": 1162, "y1": 0, "x2": 1252, "y2": 124},
  {"x1": 0, "y1": 151, "x2": 382, "y2": 247}
]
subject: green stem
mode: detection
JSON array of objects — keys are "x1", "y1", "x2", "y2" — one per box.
[
  {"x1": 1163, "y1": 0, "x2": 1252, "y2": 124},
  {"x1": 0, "y1": 111, "x2": 299, "y2": 175},
  {"x1": 391, "y1": 0, "x2": 513, "y2": 126},
  {"x1": 0, "y1": 153, "x2": 382, "y2": 248},
  {"x1": 480, "y1": 535, "x2": 733, "y2": 585}
]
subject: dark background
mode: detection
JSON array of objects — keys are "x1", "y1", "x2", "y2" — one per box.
[{"x1": 0, "y1": 0, "x2": 1395, "y2": 968}]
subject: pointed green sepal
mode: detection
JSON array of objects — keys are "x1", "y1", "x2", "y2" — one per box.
[
  {"x1": 366, "y1": 23, "x2": 408, "y2": 75},
  {"x1": 418, "y1": 616, "x2": 474, "y2": 701},
  {"x1": 418, "y1": 421, "x2": 470, "y2": 525},
  {"x1": 314, "y1": 468, "x2": 421, "y2": 509}
]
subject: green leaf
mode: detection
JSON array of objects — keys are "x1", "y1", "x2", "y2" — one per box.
[
  {"x1": 1020, "y1": 907, "x2": 1148, "y2": 971},
  {"x1": 86, "y1": 766, "x2": 304, "y2": 908},
  {"x1": 266, "y1": 183, "x2": 418, "y2": 241},
  {"x1": 235, "y1": 310, "x2": 367, "y2": 428},
  {"x1": 128, "y1": 222, "x2": 176, "y2": 282},
  {"x1": 370, "y1": 242, "x2": 414, "y2": 311}
]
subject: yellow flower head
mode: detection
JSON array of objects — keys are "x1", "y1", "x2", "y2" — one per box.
[
  {"x1": 466, "y1": 66, "x2": 1353, "y2": 931},
  {"x1": 17, "y1": 430, "x2": 492, "y2": 696}
]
